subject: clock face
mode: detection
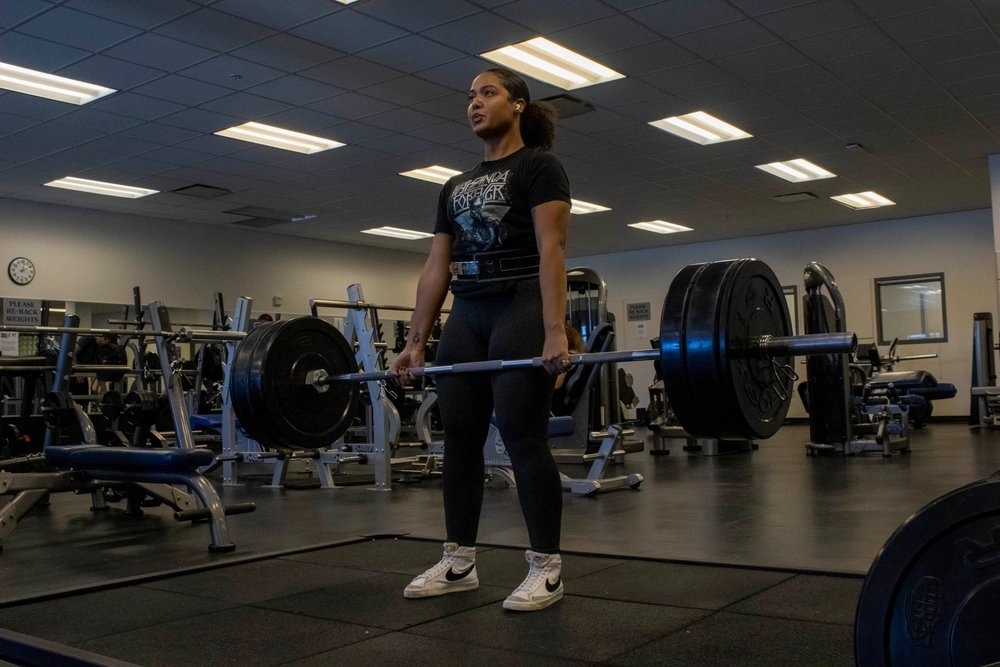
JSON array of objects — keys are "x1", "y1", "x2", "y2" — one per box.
[{"x1": 8, "y1": 257, "x2": 35, "y2": 285}]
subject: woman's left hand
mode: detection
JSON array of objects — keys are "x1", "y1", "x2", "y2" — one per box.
[{"x1": 541, "y1": 328, "x2": 570, "y2": 375}]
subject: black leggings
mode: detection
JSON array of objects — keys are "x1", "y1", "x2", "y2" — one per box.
[{"x1": 434, "y1": 279, "x2": 562, "y2": 553}]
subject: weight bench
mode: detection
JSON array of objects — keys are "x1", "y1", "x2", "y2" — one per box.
[{"x1": 865, "y1": 370, "x2": 956, "y2": 427}]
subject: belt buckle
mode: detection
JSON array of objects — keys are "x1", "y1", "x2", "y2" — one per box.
[{"x1": 450, "y1": 260, "x2": 479, "y2": 277}]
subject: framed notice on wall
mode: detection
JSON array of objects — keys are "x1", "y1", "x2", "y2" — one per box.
[
  {"x1": 1, "y1": 299, "x2": 42, "y2": 326},
  {"x1": 0, "y1": 332, "x2": 18, "y2": 356}
]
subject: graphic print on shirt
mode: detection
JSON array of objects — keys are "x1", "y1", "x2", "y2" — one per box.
[{"x1": 451, "y1": 169, "x2": 512, "y2": 253}]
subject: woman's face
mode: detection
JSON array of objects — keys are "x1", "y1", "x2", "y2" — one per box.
[{"x1": 467, "y1": 71, "x2": 521, "y2": 139}]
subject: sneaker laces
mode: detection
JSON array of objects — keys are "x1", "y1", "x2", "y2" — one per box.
[{"x1": 511, "y1": 557, "x2": 551, "y2": 597}]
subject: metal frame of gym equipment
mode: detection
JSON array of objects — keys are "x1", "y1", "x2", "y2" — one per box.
[
  {"x1": 0, "y1": 304, "x2": 254, "y2": 554},
  {"x1": 801, "y1": 262, "x2": 909, "y2": 457},
  {"x1": 567, "y1": 266, "x2": 621, "y2": 428},
  {"x1": 969, "y1": 312, "x2": 1000, "y2": 428}
]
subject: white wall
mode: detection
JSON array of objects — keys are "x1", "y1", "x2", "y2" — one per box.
[
  {"x1": 571, "y1": 208, "x2": 996, "y2": 418},
  {"x1": 2, "y1": 197, "x2": 995, "y2": 418},
  {"x1": 0, "y1": 198, "x2": 427, "y2": 315}
]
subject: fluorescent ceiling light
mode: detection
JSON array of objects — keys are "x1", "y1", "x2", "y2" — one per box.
[
  {"x1": 831, "y1": 191, "x2": 895, "y2": 210},
  {"x1": 571, "y1": 199, "x2": 611, "y2": 215},
  {"x1": 628, "y1": 220, "x2": 693, "y2": 235},
  {"x1": 480, "y1": 37, "x2": 624, "y2": 90},
  {"x1": 649, "y1": 111, "x2": 752, "y2": 145},
  {"x1": 44, "y1": 176, "x2": 158, "y2": 199},
  {"x1": 334, "y1": 0, "x2": 358, "y2": 3},
  {"x1": 214, "y1": 122, "x2": 344, "y2": 154},
  {"x1": 0, "y1": 61, "x2": 115, "y2": 105},
  {"x1": 361, "y1": 226, "x2": 434, "y2": 240},
  {"x1": 399, "y1": 165, "x2": 462, "y2": 184},
  {"x1": 756, "y1": 159, "x2": 835, "y2": 183}
]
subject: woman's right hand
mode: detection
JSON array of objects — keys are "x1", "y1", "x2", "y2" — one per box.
[{"x1": 390, "y1": 345, "x2": 425, "y2": 385}]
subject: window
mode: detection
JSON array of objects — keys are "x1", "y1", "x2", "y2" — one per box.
[
  {"x1": 875, "y1": 273, "x2": 947, "y2": 345},
  {"x1": 782, "y1": 285, "x2": 798, "y2": 335}
]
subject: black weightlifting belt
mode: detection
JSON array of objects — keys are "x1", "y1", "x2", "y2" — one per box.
[{"x1": 450, "y1": 248, "x2": 540, "y2": 283}]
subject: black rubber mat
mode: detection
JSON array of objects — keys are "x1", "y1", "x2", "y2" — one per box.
[{"x1": 0, "y1": 536, "x2": 861, "y2": 666}]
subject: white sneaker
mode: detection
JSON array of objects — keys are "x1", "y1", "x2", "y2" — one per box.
[
  {"x1": 503, "y1": 550, "x2": 563, "y2": 611},
  {"x1": 403, "y1": 542, "x2": 478, "y2": 598}
]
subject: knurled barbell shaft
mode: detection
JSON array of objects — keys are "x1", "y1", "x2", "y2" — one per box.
[
  {"x1": 0, "y1": 324, "x2": 246, "y2": 342},
  {"x1": 318, "y1": 331, "x2": 856, "y2": 385}
]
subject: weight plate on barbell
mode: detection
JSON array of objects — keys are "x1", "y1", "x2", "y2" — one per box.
[
  {"x1": 230, "y1": 317, "x2": 359, "y2": 450},
  {"x1": 855, "y1": 476, "x2": 1000, "y2": 666},
  {"x1": 661, "y1": 258, "x2": 793, "y2": 440}
]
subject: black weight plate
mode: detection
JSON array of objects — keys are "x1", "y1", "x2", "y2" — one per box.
[
  {"x1": 660, "y1": 261, "x2": 712, "y2": 438},
  {"x1": 230, "y1": 321, "x2": 282, "y2": 447},
  {"x1": 856, "y1": 476, "x2": 1000, "y2": 666},
  {"x1": 662, "y1": 258, "x2": 792, "y2": 440},
  {"x1": 240, "y1": 317, "x2": 359, "y2": 451}
]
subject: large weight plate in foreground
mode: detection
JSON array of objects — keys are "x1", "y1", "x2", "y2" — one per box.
[
  {"x1": 230, "y1": 317, "x2": 359, "y2": 451},
  {"x1": 855, "y1": 475, "x2": 1000, "y2": 666},
  {"x1": 660, "y1": 258, "x2": 793, "y2": 440}
]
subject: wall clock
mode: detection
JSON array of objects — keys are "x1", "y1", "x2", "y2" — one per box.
[{"x1": 8, "y1": 257, "x2": 35, "y2": 285}]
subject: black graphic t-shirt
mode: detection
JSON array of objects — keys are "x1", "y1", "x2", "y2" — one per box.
[{"x1": 435, "y1": 146, "x2": 571, "y2": 297}]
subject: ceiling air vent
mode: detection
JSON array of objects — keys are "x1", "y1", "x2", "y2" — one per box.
[
  {"x1": 772, "y1": 192, "x2": 818, "y2": 203},
  {"x1": 226, "y1": 205, "x2": 317, "y2": 228},
  {"x1": 172, "y1": 184, "x2": 232, "y2": 198},
  {"x1": 538, "y1": 94, "x2": 594, "y2": 119}
]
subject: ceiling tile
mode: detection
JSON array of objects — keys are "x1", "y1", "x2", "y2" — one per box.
[
  {"x1": 714, "y1": 43, "x2": 812, "y2": 77},
  {"x1": 0, "y1": 30, "x2": 90, "y2": 70},
  {"x1": 550, "y1": 14, "x2": 664, "y2": 55},
  {"x1": 65, "y1": 0, "x2": 199, "y2": 29},
  {"x1": 677, "y1": 80, "x2": 768, "y2": 107},
  {"x1": 626, "y1": 0, "x2": 745, "y2": 37},
  {"x1": 246, "y1": 76, "x2": 343, "y2": 106},
  {"x1": 755, "y1": 0, "x2": 870, "y2": 40},
  {"x1": 356, "y1": 35, "x2": 466, "y2": 73},
  {"x1": 104, "y1": 33, "x2": 216, "y2": 72},
  {"x1": 230, "y1": 34, "x2": 344, "y2": 73},
  {"x1": 197, "y1": 92, "x2": 292, "y2": 118},
  {"x1": 113, "y1": 122, "x2": 201, "y2": 146},
  {"x1": 0, "y1": 112, "x2": 41, "y2": 137},
  {"x1": 726, "y1": 0, "x2": 821, "y2": 15},
  {"x1": 290, "y1": 10, "x2": 408, "y2": 53},
  {"x1": 210, "y1": 0, "x2": 335, "y2": 30},
  {"x1": 258, "y1": 107, "x2": 347, "y2": 132},
  {"x1": 421, "y1": 12, "x2": 530, "y2": 52},
  {"x1": 360, "y1": 77, "x2": 453, "y2": 106},
  {"x1": 791, "y1": 23, "x2": 896, "y2": 62},
  {"x1": 88, "y1": 92, "x2": 187, "y2": 121},
  {"x1": 944, "y1": 74, "x2": 1000, "y2": 101},
  {"x1": 747, "y1": 65, "x2": 838, "y2": 95},
  {"x1": 55, "y1": 108, "x2": 144, "y2": 134},
  {"x1": 301, "y1": 56, "x2": 402, "y2": 90},
  {"x1": 643, "y1": 61, "x2": 738, "y2": 94},
  {"x1": 847, "y1": 69, "x2": 939, "y2": 99},
  {"x1": 870, "y1": 88, "x2": 957, "y2": 114},
  {"x1": 157, "y1": 108, "x2": 243, "y2": 133},
  {"x1": 60, "y1": 55, "x2": 168, "y2": 90},
  {"x1": 15, "y1": 7, "x2": 141, "y2": 51},
  {"x1": 362, "y1": 107, "x2": 447, "y2": 132},
  {"x1": 157, "y1": 8, "x2": 275, "y2": 51},
  {"x1": 0, "y1": 0, "x2": 53, "y2": 29},
  {"x1": 674, "y1": 19, "x2": 783, "y2": 59},
  {"x1": 579, "y1": 79, "x2": 674, "y2": 108},
  {"x1": 178, "y1": 55, "x2": 287, "y2": 91},
  {"x1": 878, "y1": 2, "x2": 987, "y2": 43},
  {"x1": 306, "y1": 92, "x2": 397, "y2": 121},
  {"x1": 821, "y1": 47, "x2": 915, "y2": 79},
  {"x1": 925, "y1": 52, "x2": 1000, "y2": 83},
  {"x1": 357, "y1": 0, "x2": 480, "y2": 31},
  {"x1": 412, "y1": 57, "x2": 487, "y2": 90},
  {"x1": 603, "y1": 39, "x2": 702, "y2": 76},
  {"x1": 903, "y1": 28, "x2": 1000, "y2": 66},
  {"x1": 132, "y1": 75, "x2": 231, "y2": 106}
]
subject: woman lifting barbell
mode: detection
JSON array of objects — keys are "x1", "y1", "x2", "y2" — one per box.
[{"x1": 391, "y1": 67, "x2": 572, "y2": 612}]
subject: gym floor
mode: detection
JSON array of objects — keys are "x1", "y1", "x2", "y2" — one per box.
[{"x1": 0, "y1": 422, "x2": 997, "y2": 665}]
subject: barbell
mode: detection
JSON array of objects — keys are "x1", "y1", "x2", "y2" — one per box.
[
  {"x1": 227, "y1": 258, "x2": 856, "y2": 451},
  {"x1": 0, "y1": 258, "x2": 856, "y2": 451}
]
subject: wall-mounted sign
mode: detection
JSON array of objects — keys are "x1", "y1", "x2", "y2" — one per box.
[
  {"x1": 2, "y1": 299, "x2": 42, "y2": 326},
  {"x1": 626, "y1": 302, "x2": 651, "y2": 322}
]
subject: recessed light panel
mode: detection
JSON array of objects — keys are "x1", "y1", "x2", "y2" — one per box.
[
  {"x1": 0, "y1": 61, "x2": 115, "y2": 105},
  {"x1": 831, "y1": 191, "x2": 895, "y2": 209},
  {"x1": 628, "y1": 220, "x2": 693, "y2": 234},
  {"x1": 756, "y1": 159, "x2": 835, "y2": 183},
  {"x1": 361, "y1": 226, "x2": 434, "y2": 240},
  {"x1": 480, "y1": 37, "x2": 624, "y2": 90},
  {"x1": 570, "y1": 199, "x2": 611, "y2": 215},
  {"x1": 399, "y1": 166, "x2": 462, "y2": 184},
  {"x1": 214, "y1": 122, "x2": 344, "y2": 154},
  {"x1": 649, "y1": 111, "x2": 752, "y2": 145},
  {"x1": 44, "y1": 177, "x2": 158, "y2": 199}
]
